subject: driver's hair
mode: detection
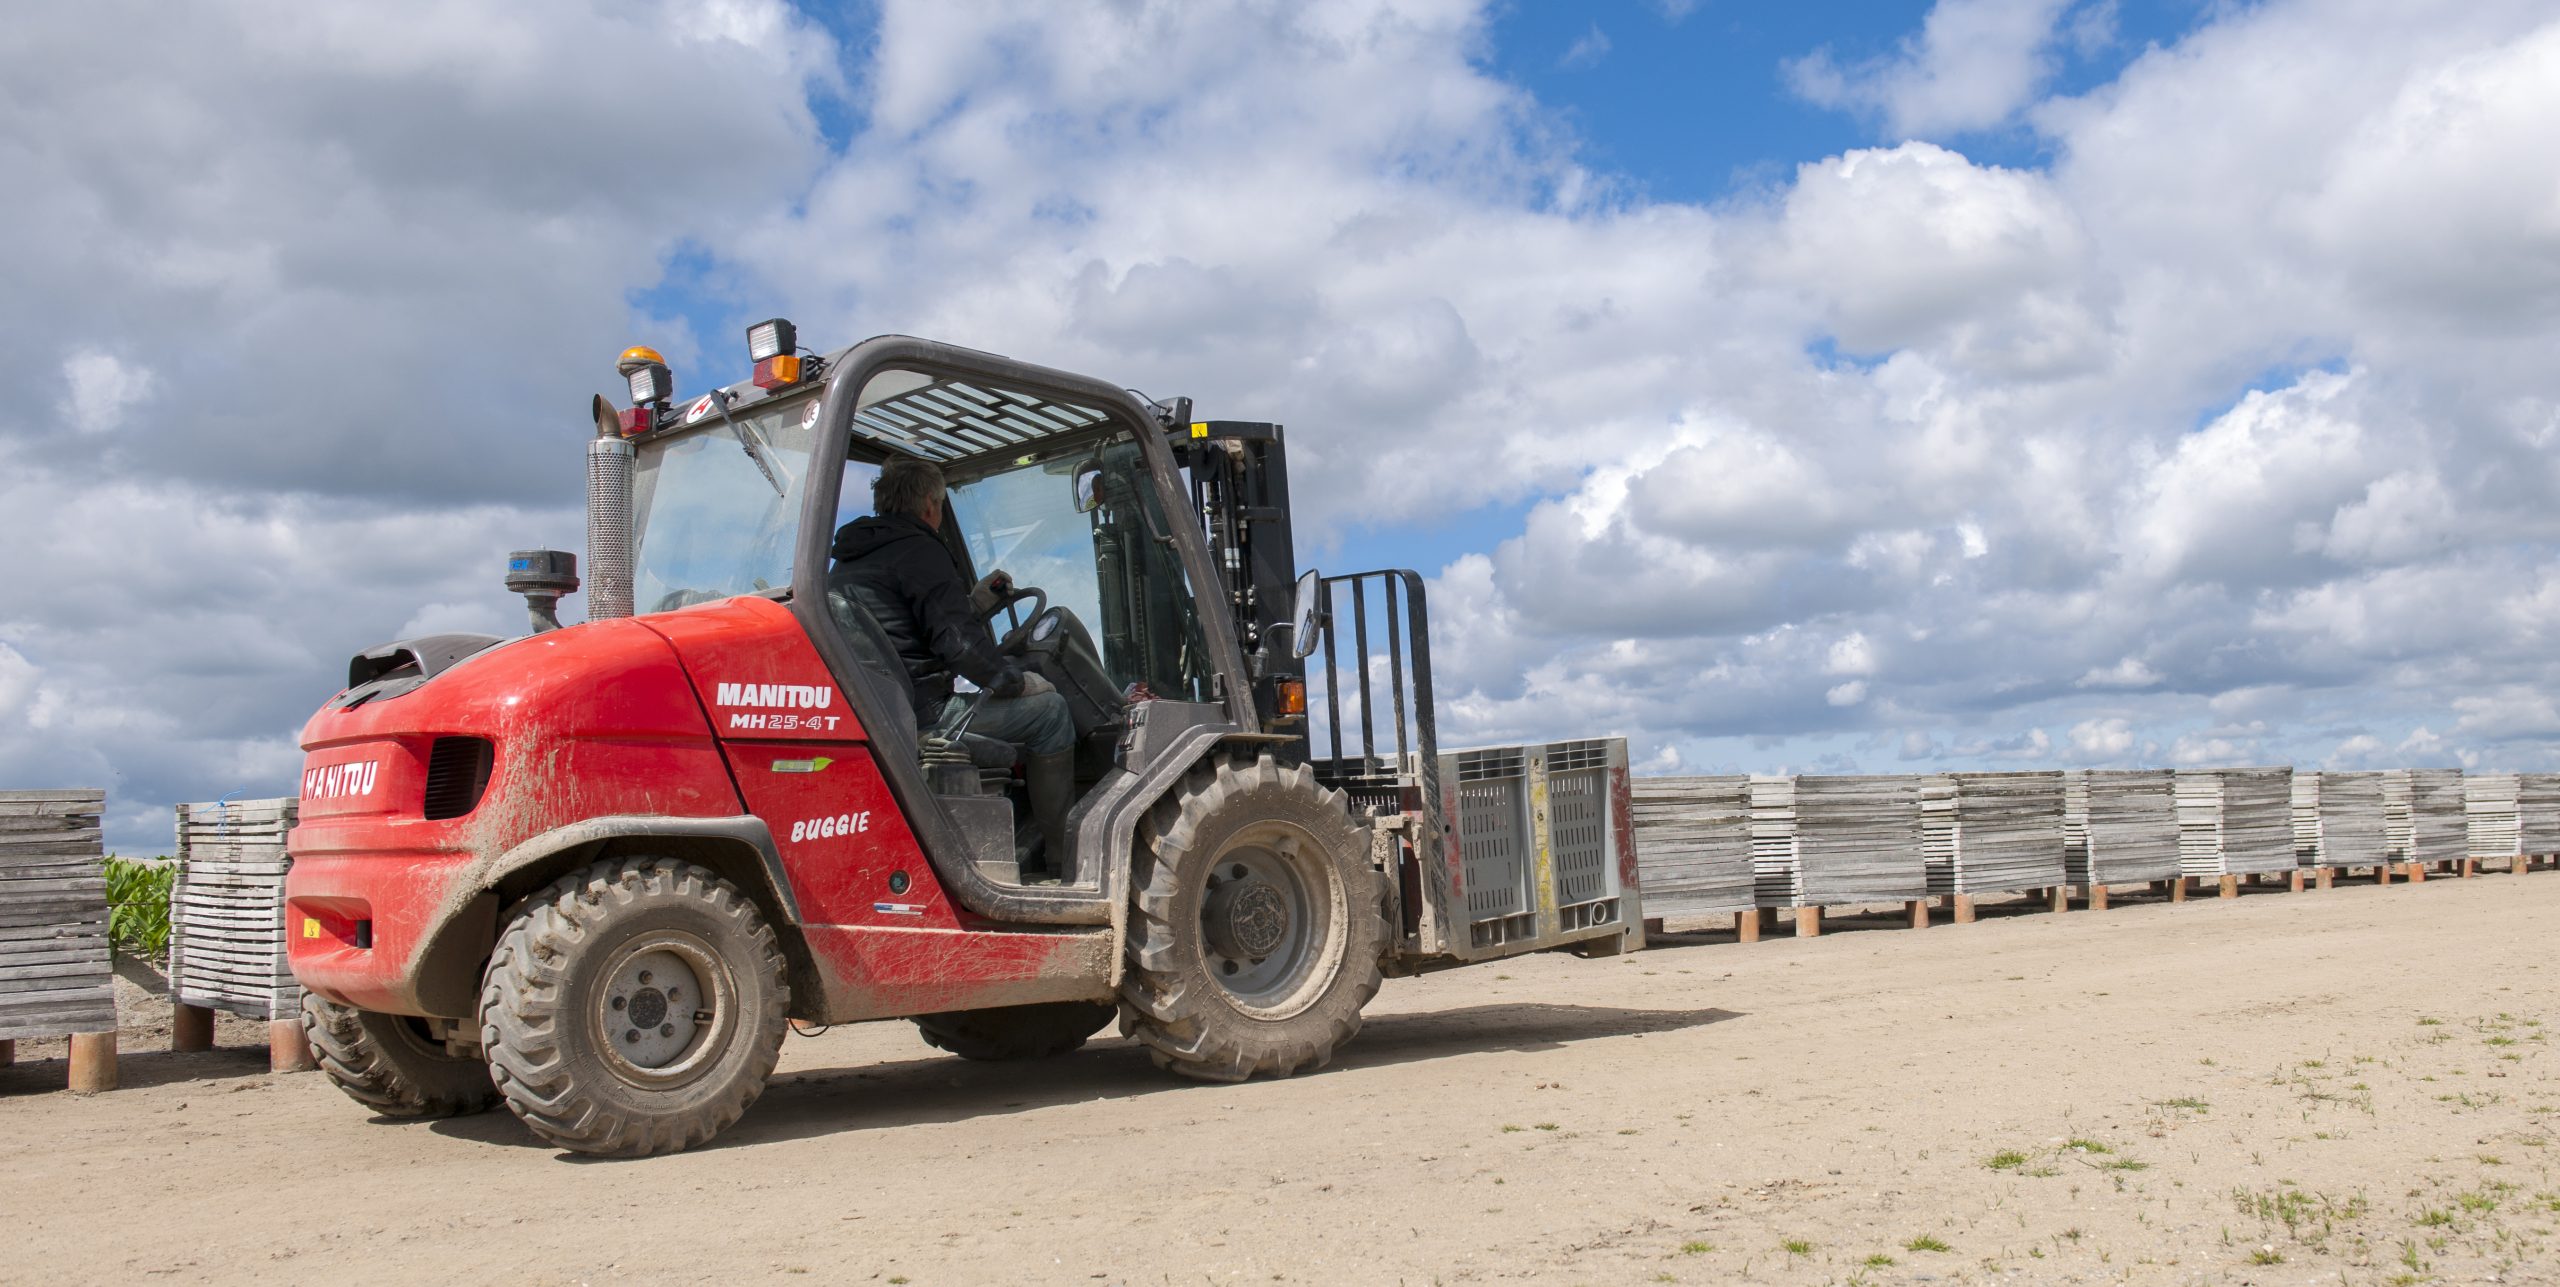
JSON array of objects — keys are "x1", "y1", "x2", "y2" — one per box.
[{"x1": 874, "y1": 457, "x2": 948, "y2": 521}]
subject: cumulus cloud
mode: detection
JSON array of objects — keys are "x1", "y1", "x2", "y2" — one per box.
[
  {"x1": 10, "y1": 0, "x2": 2560, "y2": 852},
  {"x1": 1787, "y1": 0, "x2": 2081, "y2": 137}
]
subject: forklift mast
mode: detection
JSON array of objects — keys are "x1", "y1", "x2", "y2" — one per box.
[{"x1": 1160, "y1": 402, "x2": 1309, "y2": 749}]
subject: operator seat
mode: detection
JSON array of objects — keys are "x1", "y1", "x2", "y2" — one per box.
[{"x1": 822, "y1": 567, "x2": 1013, "y2": 771}]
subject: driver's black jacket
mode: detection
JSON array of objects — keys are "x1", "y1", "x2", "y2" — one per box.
[{"x1": 829, "y1": 513, "x2": 1025, "y2": 716}]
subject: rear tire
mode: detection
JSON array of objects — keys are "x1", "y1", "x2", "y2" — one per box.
[
  {"x1": 479, "y1": 857, "x2": 789, "y2": 1157},
  {"x1": 914, "y1": 1001, "x2": 1117, "y2": 1061},
  {"x1": 1119, "y1": 754, "x2": 1388, "y2": 1082},
  {"x1": 302, "y1": 994, "x2": 497, "y2": 1119}
]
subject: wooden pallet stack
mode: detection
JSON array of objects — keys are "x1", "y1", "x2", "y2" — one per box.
[
  {"x1": 1785, "y1": 775, "x2": 1926, "y2": 934},
  {"x1": 169, "y1": 798, "x2": 311, "y2": 1071},
  {"x1": 2465, "y1": 773, "x2": 2524, "y2": 874},
  {"x1": 2174, "y1": 768, "x2": 2297, "y2": 895},
  {"x1": 2386, "y1": 768, "x2": 2467, "y2": 876},
  {"x1": 2302, "y1": 772, "x2": 2389, "y2": 884},
  {"x1": 1629, "y1": 776, "x2": 1755, "y2": 933},
  {"x1": 2520, "y1": 773, "x2": 2560, "y2": 861},
  {"x1": 1922, "y1": 772, "x2": 2066, "y2": 917},
  {"x1": 0, "y1": 789, "x2": 119, "y2": 1091},
  {"x1": 2064, "y1": 770, "x2": 2180, "y2": 904}
]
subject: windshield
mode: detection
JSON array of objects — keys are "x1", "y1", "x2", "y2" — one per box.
[
  {"x1": 628, "y1": 393, "x2": 820, "y2": 613},
  {"x1": 945, "y1": 436, "x2": 1215, "y2": 701}
]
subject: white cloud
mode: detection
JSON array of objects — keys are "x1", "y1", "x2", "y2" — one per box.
[
  {"x1": 2075, "y1": 657, "x2": 2158, "y2": 689},
  {"x1": 58, "y1": 350, "x2": 155, "y2": 435},
  {"x1": 2069, "y1": 716, "x2": 2134, "y2": 757},
  {"x1": 1787, "y1": 0, "x2": 2078, "y2": 137},
  {"x1": 1826, "y1": 680, "x2": 1869, "y2": 707},
  {"x1": 1560, "y1": 24, "x2": 1611, "y2": 70}
]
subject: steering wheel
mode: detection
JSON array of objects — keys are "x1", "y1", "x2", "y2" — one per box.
[{"x1": 993, "y1": 584, "x2": 1049, "y2": 651}]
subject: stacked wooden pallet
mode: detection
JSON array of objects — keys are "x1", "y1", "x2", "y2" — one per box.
[
  {"x1": 1922, "y1": 772, "x2": 2066, "y2": 895},
  {"x1": 2521, "y1": 773, "x2": 2560, "y2": 855},
  {"x1": 2386, "y1": 769, "x2": 2467, "y2": 867},
  {"x1": 2302, "y1": 772, "x2": 2389, "y2": 870},
  {"x1": 2064, "y1": 770, "x2": 2180, "y2": 887},
  {"x1": 1791, "y1": 775, "x2": 1926, "y2": 906},
  {"x1": 1629, "y1": 776, "x2": 1754, "y2": 919},
  {"x1": 1748, "y1": 775, "x2": 1797, "y2": 909},
  {"x1": 0, "y1": 790, "x2": 117, "y2": 1043},
  {"x1": 2174, "y1": 768, "x2": 2296, "y2": 878},
  {"x1": 169, "y1": 798, "x2": 299, "y2": 1022},
  {"x1": 2467, "y1": 773, "x2": 2523, "y2": 862}
]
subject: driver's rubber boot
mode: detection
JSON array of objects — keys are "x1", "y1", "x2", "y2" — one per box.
[{"x1": 1026, "y1": 749, "x2": 1076, "y2": 884}]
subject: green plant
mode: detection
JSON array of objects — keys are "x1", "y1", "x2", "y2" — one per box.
[
  {"x1": 1781, "y1": 1239, "x2": 1812, "y2": 1256},
  {"x1": 1987, "y1": 1149, "x2": 2031, "y2": 1171},
  {"x1": 2249, "y1": 1248, "x2": 2285, "y2": 1265},
  {"x1": 1678, "y1": 1241, "x2": 1712, "y2": 1255},
  {"x1": 103, "y1": 856, "x2": 175, "y2": 962},
  {"x1": 1905, "y1": 1235, "x2": 1951, "y2": 1253},
  {"x1": 1863, "y1": 1253, "x2": 1895, "y2": 1267}
]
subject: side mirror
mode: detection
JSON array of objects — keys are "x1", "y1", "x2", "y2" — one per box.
[
  {"x1": 1072, "y1": 458, "x2": 1103, "y2": 514},
  {"x1": 1287, "y1": 569, "x2": 1325, "y2": 660}
]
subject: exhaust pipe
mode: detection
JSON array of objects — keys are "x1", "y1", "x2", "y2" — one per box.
[{"x1": 586, "y1": 394, "x2": 635, "y2": 621}]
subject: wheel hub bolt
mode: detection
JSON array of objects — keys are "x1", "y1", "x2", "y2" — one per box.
[
  {"x1": 611, "y1": 996, "x2": 626, "y2": 1011},
  {"x1": 625, "y1": 1028, "x2": 640, "y2": 1043},
  {"x1": 660, "y1": 1024, "x2": 675, "y2": 1037}
]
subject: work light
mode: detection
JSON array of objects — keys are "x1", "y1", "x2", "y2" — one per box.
[{"x1": 746, "y1": 318, "x2": 796, "y2": 362}]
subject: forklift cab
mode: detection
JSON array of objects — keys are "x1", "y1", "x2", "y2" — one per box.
[{"x1": 623, "y1": 337, "x2": 1273, "y2": 917}]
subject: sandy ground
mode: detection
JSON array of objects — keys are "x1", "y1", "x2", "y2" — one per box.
[{"x1": 8, "y1": 870, "x2": 2560, "y2": 1286}]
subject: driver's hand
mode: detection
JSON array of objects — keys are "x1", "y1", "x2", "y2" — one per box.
[{"x1": 969, "y1": 570, "x2": 1014, "y2": 616}]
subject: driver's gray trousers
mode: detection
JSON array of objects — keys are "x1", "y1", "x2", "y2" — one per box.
[{"x1": 941, "y1": 691, "x2": 1075, "y2": 757}]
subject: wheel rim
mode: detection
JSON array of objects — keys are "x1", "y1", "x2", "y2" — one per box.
[
  {"x1": 591, "y1": 930, "x2": 735, "y2": 1089},
  {"x1": 1196, "y1": 822, "x2": 1342, "y2": 1019}
]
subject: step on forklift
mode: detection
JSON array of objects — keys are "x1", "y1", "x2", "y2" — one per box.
[{"x1": 286, "y1": 328, "x2": 1643, "y2": 1156}]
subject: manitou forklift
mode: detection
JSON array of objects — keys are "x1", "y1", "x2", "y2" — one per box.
[{"x1": 285, "y1": 329, "x2": 1641, "y2": 1156}]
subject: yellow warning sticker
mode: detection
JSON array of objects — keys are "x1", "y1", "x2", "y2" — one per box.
[
  {"x1": 1190, "y1": 422, "x2": 1209, "y2": 438},
  {"x1": 302, "y1": 917, "x2": 321, "y2": 939}
]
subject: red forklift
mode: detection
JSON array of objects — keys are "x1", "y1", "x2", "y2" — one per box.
[{"x1": 286, "y1": 329, "x2": 1642, "y2": 1156}]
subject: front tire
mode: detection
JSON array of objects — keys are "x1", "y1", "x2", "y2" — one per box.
[
  {"x1": 479, "y1": 857, "x2": 789, "y2": 1157},
  {"x1": 914, "y1": 1001, "x2": 1117, "y2": 1061},
  {"x1": 1119, "y1": 754, "x2": 1388, "y2": 1082},
  {"x1": 302, "y1": 994, "x2": 497, "y2": 1118}
]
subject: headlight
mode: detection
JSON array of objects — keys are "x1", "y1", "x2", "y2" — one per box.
[{"x1": 746, "y1": 318, "x2": 796, "y2": 363}]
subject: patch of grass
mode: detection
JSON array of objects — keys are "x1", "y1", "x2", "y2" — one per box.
[
  {"x1": 2419, "y1": 1017, "x2": 2444, "y2": 1026},
  {"x1": 1863, "y1": 1253, "x2": 1895, "y2": 1267},
  {"x1": 1500, "y1": 1125, "x2": 1523, "y2": 1133},
  {"x1": 1677, "y1": 1240, "x2": 1712, "y2": 1255},
  {"x1": 2478, "y1": 1154, "x2": 2504, "y2": 1166},
  {"x1": 2248, "y1": 1248, "x2": 2285, "y2": 1265},
  {"x1": 1533, "y1": 1122, "x2": 1560, "y2": 1132},
  {"x1": 2099, "y1": 1158, "x2": 2151, "y2": 1172},
  {"x1": 2414, "y1": 1209, "x2": 2454, "y2": 1228},
  {"x1": 2456, "y1": 1189, "x2": 2500, "y2": 1213},
  {"x1": 2158, "y1": 1096, "x2": 2211, "y2": 1112},
  {"x1": 1987, "y1": 1149, "x2": 2031, "y2": 1171},
  {"x1": 1617, "y1": 1128, "x2": 1641, "y2": 1136},
  {"x1": 2488, "y1": 1036, "x2": 2518, "y2": 1047},
  {"x1": 2065, "y1": 1138, "x2": 2112, "y2": 1155},
  {"x1": 1781, "y1": 1239, "x2": 1813, "y2": 1256},
  {"x1": 1905, "y1": 1235, "x2": 1951, "y2": 1253}
]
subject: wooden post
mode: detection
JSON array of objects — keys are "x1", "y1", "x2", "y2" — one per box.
[
  {"x1": 2376, "y1": 863, "x2": 2392, "y2": 887},
  {"x1": 2518, "y1": 854, "x2": 2534, "y2": 875},
  {"x1": 2288, "y1": 870, "x2": 2304, "y2": 893},
  {"x1": 1953, "y1": 894, "x2": 1976, "y2": 924},
  {"x1": 1794, "y1": 906, "x2": 1822, "y2": 938},
  {"x1": 1735, "y1": 909, "x2": 1761, "y2": 944},
  {"x1": 172, "y1": 1002, "x2": 215, "y2": 1053},
  {"x1": 2406, "y1": 862, "x2": 2426, "y2": 884},
  {"x1": 1642, "y1": 917, "x2": 1665, "y2": 936},
  {"x1": 66, "y1": 1032, "x2": 116, "y2": 1094},
  {"x1": 1907, "y1": 898, "x2": 1929, "y2": 930},
  {"x1": 2461, "y1": 858, "x2": 2476, "y2": 878},
  {"x1": 2048, "y1": 885, "x2": 2068, "y2": 914},
  {"x1": 2169, "y1": 876, "x2": 2189, "y2": 903},
  {"x1": 2316, "y1": 867, "x2": 2333, "y2": 890},
  {"x1": 2218, "y1": 874, "x2": 2239, "y2": 899},
  {"x1": 268, "y1": 1021, "x2": 315, "y2": 1074},
  {"x1": 0, "y1": 1038, "x2": 14, "y2": 1068},
  {"x1": 2090, "y1": 884, "x2": 2110, "y2": 911}
]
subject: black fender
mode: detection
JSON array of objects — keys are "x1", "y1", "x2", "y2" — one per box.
[{"x1": 408, "y1": 815, "x2": 820, "y2": 1018}]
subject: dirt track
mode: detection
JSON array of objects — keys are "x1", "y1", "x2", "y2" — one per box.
[{"x1": 10, "y1": 871, "x2": 2560, "y2": 1285}]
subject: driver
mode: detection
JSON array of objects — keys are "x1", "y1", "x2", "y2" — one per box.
[{"x1": 831, "y1": 458, "x2": 1077, "y2": 883}]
